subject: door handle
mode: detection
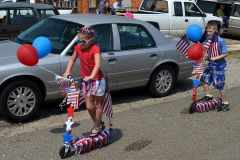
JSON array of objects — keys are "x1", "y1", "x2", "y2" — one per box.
[
  {"x1": 107, "y1": 57, "x2": 117, "y2": 64},
  {"x1": 185, "y1": 19, "x2": 188, "y2": 22},
  {"x1": 107, "y1": 57, "x2": 117, "y2": 61},
  {"x1": 150, "y1": 53, "x2": 157, "y2": 59}
]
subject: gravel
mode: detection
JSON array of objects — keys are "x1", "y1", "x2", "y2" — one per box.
[{"x1": 0, "y1": 57, "x2": 240, "y2": 138}]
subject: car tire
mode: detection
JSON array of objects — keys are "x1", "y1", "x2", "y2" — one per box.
[
  {"x1": 148, "y1": 65, "x2": 175, "y2": 98},
  {"x1": 0, "y1": 79, "x2": 42, "y2": 122}
]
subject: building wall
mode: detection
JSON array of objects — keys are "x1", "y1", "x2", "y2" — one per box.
[
  {"x1": 78, "y1": 0, "x2": 88, "y2": 13},
  {"x1": 131, "y1": 0, "x2": 142, "y2": 11}
]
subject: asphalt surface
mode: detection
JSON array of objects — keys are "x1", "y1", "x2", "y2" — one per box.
[
  {"x1": 0, "y1": 36, "x2": 239, "y2": 160},
  {"x1": 0, "y1": 85, "x2": 239, "y2": 160}
]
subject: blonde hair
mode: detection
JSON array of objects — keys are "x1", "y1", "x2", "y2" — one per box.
[{"x1": 206, "y1": 21, "x2": 218, "y2": 31}]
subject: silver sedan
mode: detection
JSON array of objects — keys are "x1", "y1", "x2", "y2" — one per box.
[{"x1": 0, "y1": 14, "x2": 193, "y2": 122}]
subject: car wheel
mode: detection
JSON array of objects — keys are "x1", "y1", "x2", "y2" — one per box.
[
  {"x1": 0, "y1": 79, "x2": 42, "y2": 122},
  {"x1": 148, "y1": 65, "x2": 175, "y2": 97}
]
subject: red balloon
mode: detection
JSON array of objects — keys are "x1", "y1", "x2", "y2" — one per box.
[
  {"x1": 17, "y1": 44, "x2": 39, "y2": 66},
  {"x1": 188, "y1": 43, "x2": 203, "y2": 61}
]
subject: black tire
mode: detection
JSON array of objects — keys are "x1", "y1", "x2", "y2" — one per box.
[
  {"x1": 148, "y1": 65, "x2": 175, "y2": 97},
  {"x1": 0, "y1": 79, "x2": 42, "y2": 122},
  {"x1": 59, "y1": 146, "x2": 71, "y2": 159},
  {"x1": 189, "y1": 103, "x2": 196, "y2": 114}
]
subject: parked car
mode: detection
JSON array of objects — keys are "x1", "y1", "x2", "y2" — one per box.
[
  {"x1": 196, "y1": 0, "x2": 240, "y2": 37},
  {"x1": 0, "y1": 14, "x2": 193, "y2": 122},
  {"x1": 0, "y1": 2, "x2": 59, "y2": 40},
  {"x1": 129, "y1": 0, "x2": 223, "y2": 37}
]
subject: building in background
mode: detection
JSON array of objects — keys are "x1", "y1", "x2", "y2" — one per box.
[
  {"x1": 55, "y1": 0, "x2": 143, "y2": 13},
  {"x1": 2, "y1": 0, "x2": 143, "y2": 14},
  {"x1": 73, "y1": 0, "x2": 143, "y2": 13}
]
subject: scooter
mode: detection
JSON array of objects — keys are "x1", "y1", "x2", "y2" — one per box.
[{"x1": 57, "y1": 76, "x2": 113, "y2": 158}]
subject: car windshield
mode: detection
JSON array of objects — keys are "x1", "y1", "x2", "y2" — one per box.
[{"x1": 12, "y1": 18, "x2": 82, "y2": 54}]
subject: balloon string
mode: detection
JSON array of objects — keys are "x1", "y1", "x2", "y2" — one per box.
[{"x1": 36, "y1": 64, "x2": 58, "y2": 76}]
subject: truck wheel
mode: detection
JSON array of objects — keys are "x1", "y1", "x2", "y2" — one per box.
[
  {"x1": 148, "y1": 65, "x2": 175, "y2": 97},
  {"x1": 0, "y1": 79, "x2": 42, "y2": 122}
]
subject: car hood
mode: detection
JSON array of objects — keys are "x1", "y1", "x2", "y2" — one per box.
[
  {"x1": 0, "y1": 40, "x2": 21, "y2": 59},
  {"x1": 0, "y1": 40, "x2": 59, "y2": 68}
]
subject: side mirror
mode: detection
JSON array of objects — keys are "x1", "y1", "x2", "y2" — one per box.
[{"x1": 202, "y1": 13, "x2": 206, "y2": 17}]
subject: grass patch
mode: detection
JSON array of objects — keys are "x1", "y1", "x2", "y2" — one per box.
[
  {"x1": 226, "y1": 42, "x2": 240, "y2": 45},
  {"x1": 228, "y1": 50, "x2": 240, "y2": 58}
]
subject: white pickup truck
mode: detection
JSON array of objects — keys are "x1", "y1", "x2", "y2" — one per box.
[{"x1": 132, "y1": 0, "x2": 223, "y2": 37}]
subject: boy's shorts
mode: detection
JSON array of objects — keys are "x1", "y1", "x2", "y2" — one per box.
[{"x1": 200, "y1": 64, "x2": 226, "y2": 90}]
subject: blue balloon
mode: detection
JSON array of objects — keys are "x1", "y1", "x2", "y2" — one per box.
[
  {"x1": 186, "y1": 24, "x2": 202, "y2": 42},
  {"x1": 32, "y1": 37, "x2": 52, "y2": 59}
]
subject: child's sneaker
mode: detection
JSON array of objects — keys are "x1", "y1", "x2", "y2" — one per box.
[
  {"x1": 197, "y1": 95, "x2": 213, "y2": 103},
  {"x1": 218, "y1": 102, "x2": 230, "y2": 112}
]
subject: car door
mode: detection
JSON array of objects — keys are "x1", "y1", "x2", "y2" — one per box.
[
  {"x1": 171, "y1": 1, "x2": 206, "y2": 36},
  {"x1": 115, "y1": 23, "x2": 161, "y2": 90},
  {"x1": 228, "y1": 4, "x2": 240, "y2": 36},
  {"x1": 91, "y1": 24, "x2": 118, "y2": 90},
  {"x1": 183, "y1": 2, "x2": 206, "y2": 32},
  {"x1": 60, "y1": 23, "x2": 118, "y2": 91},
  {"x1": 171, "y1": 1, "x2": 185, "y2": 36}
]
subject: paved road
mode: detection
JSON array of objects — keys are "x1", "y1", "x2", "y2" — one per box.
[
  {"x1": 0, "y1": 36, "x2": 239, "y2": 160},
  {"x1": 0, "y1": 85, "x2": 239, "y2": 160}
]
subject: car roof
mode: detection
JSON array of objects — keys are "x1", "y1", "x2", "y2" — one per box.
[
  {"x1": 51, "y1": 14, "x2": 146, "y2": 26},
  {"x1": 0, "y1": 2, "x2": 55, "y2": 9},
  {"x1": 197, "y1": 0, "x2": 240, "y2": 4}
]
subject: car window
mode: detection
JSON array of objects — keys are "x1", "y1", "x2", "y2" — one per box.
[
  {"x1": 233, "y1": 5, "x2": 240, "y2": 17},
  {"x1": 174, "y1": 2, "x2": 183, "y2": 16},
  {"x1": 9, "y1": 8, "x2": 37, "y2": 24},
  {"x1": 15, "y1": 18, "x2": 81, "y2": 54},
  {"x1": 91, "y1": 24, "x2": 113, "y2": 52},
  {"x1": 140, "y1": 0, "x2": 168, "y2": 13},
  {"x1": 0, "y1": 10, "x2": 7, "y2": 25},
  {"x1": 184, "y1": 2, "x2": 202, "y2": 17},
  {"x1": 37, "y1": 9, "x2": 56, "y2": 20},
  {"x1": 117, "y1": 24, "x2": 156, "y2": 50},
  {"x1": 196, "y1": 0, "x2": 216, "y2": 14}
]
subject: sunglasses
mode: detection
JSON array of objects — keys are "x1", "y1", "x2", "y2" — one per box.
[{"x1": 77, "y1": 38, "x2": 93, "y2": 45}]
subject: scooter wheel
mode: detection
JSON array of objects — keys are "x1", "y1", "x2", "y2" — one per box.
[
  {"x1": 59, "y1": 146, "x2": 70, "y2": 159},
  {"x1": 189, "y1": 103, "x2": 195, "y2": 114}
]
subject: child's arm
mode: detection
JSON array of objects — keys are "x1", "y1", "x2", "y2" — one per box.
[
  {"x1": 84, "y1": 52, "x2": 101, "y2": 82},
  {"x1": 63, "y1": 51, "x2": 78, "y2": 78},
  {"x1": 210, "y1": 52, "x2": 228, "y2": 61}
]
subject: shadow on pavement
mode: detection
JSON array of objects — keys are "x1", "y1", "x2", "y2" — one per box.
[
  {"x1": 0, "y1": 78, "x2": 195, "y2": 123},
  {"x1": 50, "y1": 122, "x2": 81, "y2": 134}
]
